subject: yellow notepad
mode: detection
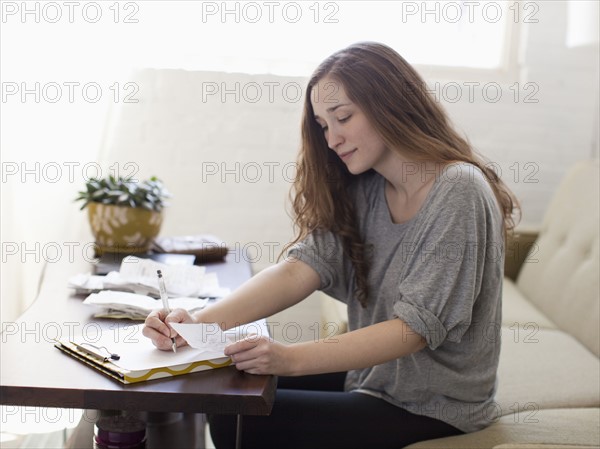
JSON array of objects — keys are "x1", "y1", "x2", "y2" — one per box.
[{"x1": 54, "y1": 323, "x2": 232, "y2": 384}]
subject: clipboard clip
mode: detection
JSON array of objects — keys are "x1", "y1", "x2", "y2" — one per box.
[{"x1": 74, "y1": 342, "x2": 120, "y2": 362}]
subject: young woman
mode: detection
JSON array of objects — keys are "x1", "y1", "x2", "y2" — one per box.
[{"x1": 143, "y1": 42, "x2": 518, "y2": 448}]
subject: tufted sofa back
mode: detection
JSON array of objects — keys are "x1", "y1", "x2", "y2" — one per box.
[{"x1": 517, "y1": 160, "x2": 599, "y2": 357}]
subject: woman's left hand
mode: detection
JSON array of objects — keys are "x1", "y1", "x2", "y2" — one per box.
[{"x1": 224, "y1": 335, "x2": 291, "y2": 375}]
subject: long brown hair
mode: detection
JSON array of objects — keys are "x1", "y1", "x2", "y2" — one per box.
[{"x1": 286, "y1": 42, "x2": 520, "y2": 307}]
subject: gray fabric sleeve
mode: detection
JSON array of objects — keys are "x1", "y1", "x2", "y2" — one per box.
[
  {"x1": 392, "y1": 176, "x2": 498, "y2": 350},
  {"x1": 286, "y1": 230, "x2": 352, "y2": 302}
]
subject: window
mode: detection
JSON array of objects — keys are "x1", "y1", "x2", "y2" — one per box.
[
  {"x1": 133, "y1": 1, "x2": 520, "y2": 76},
  {"x1": 1, "y1": 1, "x2": 525, "y2": 80}
]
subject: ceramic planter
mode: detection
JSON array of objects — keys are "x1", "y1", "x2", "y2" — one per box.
[{"x1": 88, "y1": 203, "x2": 163, "y2": 254}]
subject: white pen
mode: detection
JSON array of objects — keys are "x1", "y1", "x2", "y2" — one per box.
[{"x1": 157, "y1": 270, "x2": 177, "y2": 353}]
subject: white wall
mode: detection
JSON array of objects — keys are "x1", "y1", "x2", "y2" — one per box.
[
  {"x1": 98, "y1": 70, "x2": 305, "y2": 273},
  {"x1": 437, "y1": 1, "x2": 599, "y2": 225}
]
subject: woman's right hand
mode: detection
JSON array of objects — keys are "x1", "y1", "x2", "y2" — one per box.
[{"x1": 142, "y1": 308, "x2": 195, "y2": 351}]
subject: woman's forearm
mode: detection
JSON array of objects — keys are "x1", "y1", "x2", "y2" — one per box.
[
  {"x1": 285, "y1": 318, "x2": 426, "y2": 376},
  {"x1": 193, "y1": 258, "x2": 320, "y2": 331}
]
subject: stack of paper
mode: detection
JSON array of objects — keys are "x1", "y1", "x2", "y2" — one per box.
[
  {"x1": 69, "y1": 256, "x2": 227, "y2": 297},
  {"x1": 83, "y1": 291, "x2": 210, "y2": 320},
  {"x1": 69, "y1": 256, "x2": 230, "y2": 320}
]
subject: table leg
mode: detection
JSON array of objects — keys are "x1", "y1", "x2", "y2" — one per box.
[
  {"x1": 65, "y1": 410, "x2": 206, "y2": 449},
  {"x1": 235, "y1": 414, "x2": 243, "y2": 449}
]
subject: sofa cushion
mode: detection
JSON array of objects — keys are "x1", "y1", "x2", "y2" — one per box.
[
  {"x1": 320, "y1": 293, "x2": 348, "y2": 335},
  {"x1": 404, "y1": 408, "x2": 600, "y2": 449},
  {"x1": 494, "y1": 327, "x2": 599, "y2": 413},
  {"x1": 501, "y1": 279, "x2": 556, "y2": 330},
  {"x1": 493, "y1": 444, "x2": 599, "y2": 449},
  {"x1": 516, "y1": 161, "x2": 599, "y2": 357}
]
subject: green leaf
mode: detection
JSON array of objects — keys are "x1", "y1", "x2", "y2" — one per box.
[{"x1": 76, "y1": 174, "x2": 170, "y2": 211}]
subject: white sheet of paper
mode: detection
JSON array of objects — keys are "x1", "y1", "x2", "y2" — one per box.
[
  {"x1": 170, "y1": 320, "x2": 272, "y2": 354},
  {"x1": 170, "y1": 323, "x2": 236, "y2": 354},
  {"x1": 72, "y1": 323, "x2": 226, "y2": 372}
]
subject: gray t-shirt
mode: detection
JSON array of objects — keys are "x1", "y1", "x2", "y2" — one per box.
[{"x1": 288, "y1": 163, "x2": 504, "y2": 433}]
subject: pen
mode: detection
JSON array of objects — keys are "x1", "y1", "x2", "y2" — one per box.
[{"x1": 157, "y1": 270, "x2": 177, "y2": 353}]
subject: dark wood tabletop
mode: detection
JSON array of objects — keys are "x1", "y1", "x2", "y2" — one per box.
[{"x1": 0, "y1": 251, "x2": 276, "y2": 417}]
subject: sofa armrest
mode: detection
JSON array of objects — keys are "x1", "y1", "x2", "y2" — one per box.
[{"x1": 504, "y1": 227, "x2": 540, "y2": 281}]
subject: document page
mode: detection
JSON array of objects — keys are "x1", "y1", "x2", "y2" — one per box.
[
  {"x1": 71, "y1": 323, "x2": 227, "y2": 372},
  {"x1": 171, "y1": 320, "x2": 271, "y2": 353}
]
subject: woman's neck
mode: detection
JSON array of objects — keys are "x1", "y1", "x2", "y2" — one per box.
[
  {"x1": 376, "y1": 156, "x2": 442, "y2": 203},
  {"x1": 372, "y1": 153, "x2": 443, "y2": 224}
]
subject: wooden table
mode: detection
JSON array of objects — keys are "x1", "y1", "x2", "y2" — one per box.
[{"x1": 0, "y1": 251, "x2": 276, "y2": 448}]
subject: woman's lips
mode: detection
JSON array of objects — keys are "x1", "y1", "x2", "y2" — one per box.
[{"x1": 339, "y1": 149, "x2": 357, "y2": 160}]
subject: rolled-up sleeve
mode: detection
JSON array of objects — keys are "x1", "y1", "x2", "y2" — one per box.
[{"x1": 392, "y1": 179, "x2": 498, "y2": 350}]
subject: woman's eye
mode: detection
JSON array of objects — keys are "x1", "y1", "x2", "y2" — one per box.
[{"x1": 338, "y1": 115, "x2": 351, "y2": 123}]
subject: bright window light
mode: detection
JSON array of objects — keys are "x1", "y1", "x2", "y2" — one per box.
[{"x1": 1, "y1": 1, "x2": 515, "y2": 79}]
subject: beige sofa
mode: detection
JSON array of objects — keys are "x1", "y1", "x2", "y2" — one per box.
[{"x1": 321, "y1": 160, "x2": 600, "y2": 448}]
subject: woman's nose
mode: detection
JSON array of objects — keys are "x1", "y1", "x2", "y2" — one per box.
[{"x1": 326, "y1": 127, "x2": 344, "y2": 150}]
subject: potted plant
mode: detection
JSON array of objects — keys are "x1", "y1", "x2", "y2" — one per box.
[{"x1": 75, "y1": 175, "x2": 171, "y2": 254}]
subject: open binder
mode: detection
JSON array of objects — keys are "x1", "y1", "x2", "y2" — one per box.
[{"x1": 54, "y1": 323, "x2": 232, "y2": 384}]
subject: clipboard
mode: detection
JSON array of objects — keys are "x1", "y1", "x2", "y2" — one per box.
[{"x1": 54, "y1": 323, "x2": 232, "y2": 384}]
